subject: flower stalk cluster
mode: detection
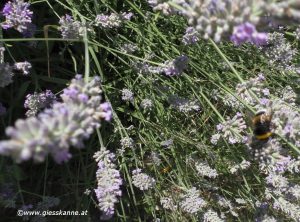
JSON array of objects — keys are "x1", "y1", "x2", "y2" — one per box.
[
  {"x1": 24, "y1": 90, "x2": 56, "y2": 117},
  {"x1": 95, "y1": 12, "x2": 133, "y2": 28},
  {"x1": 149, "y1": 0, "x2": 300, "y2": 44},
  {"x1": 93, "y1": 148, "x2": 122, "y2": 220},
  {"x1": 132, "y1": 168, "x2": 155, "y2": 191},
  {"x1": 1, "y1": 0, "x2": 33, "y2": 33},
  {"x1": 0, "y1": 75, "x2": 112, "y2": 163}
]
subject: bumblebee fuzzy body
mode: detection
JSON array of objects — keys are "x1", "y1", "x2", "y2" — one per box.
[
  {"x1": 160, "y1": 166, "x2": 171, "y2": 174},
  {"x1": 252, "y1": 110, "x2": 272, "y2": 140}
]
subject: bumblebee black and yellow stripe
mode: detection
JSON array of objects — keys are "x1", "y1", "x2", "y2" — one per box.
[
  {"x1": 255, "y1": 132, "x2": 272, "y2": 140},
  {"x1": 252, "y1": 111, "x2": 272, "y2": 140}
]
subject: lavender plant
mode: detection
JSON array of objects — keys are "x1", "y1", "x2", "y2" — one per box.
[
  {"x1": 1, "y1": 0, "x2": 33, "y2": 33},
  {"x1": 1, "y1": 0, "x2": 300, "y2": 221},
  {"x1": 93, "y1": 148, "x2": 122, "y2": 220},
  {"x1": 0, "y1": 75, "x2": 111, "y2": 163}
]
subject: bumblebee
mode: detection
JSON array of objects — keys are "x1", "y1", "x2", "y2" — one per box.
[
  {"x1": 160, "y1": 166, "x2": 171, "y2": 174},
  {"x1": 252, "y1": 109, "x2": 272, "y2": 140}
]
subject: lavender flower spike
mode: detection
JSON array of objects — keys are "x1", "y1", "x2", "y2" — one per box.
[
  {"x1": 0, "y1": 75, "x2": 112, "y2": 163},
  {"x1": 95, "y1": 12, "x2": 133, "y2": 29},
  {"x1": 231, "y1": 23, "x2": 267, "y2": 46},
  {"x1": 132, "y1": 168, "x2": 155, "y2": 190},
  {"x1": 14, "y1": 61, "x2": 32, "y2": 75},
  {"x1": 58, "y1": 14, "x2": 90, "y2": 39},
  {"x1": 182, "y1": 27, "x2": 199, "y2": 45},
  {"x1": 1, "y1": 0, "x2": 33, "y2": 33},
  {"x1": 163, "y1": 55, "x2": 188, "y2": 76},
  {"x1": 24, "y1": 90, "x2": 56, "y2": 117},
  {"x1": 93, "y1": 148, "x2": 122, "y2": 220}
]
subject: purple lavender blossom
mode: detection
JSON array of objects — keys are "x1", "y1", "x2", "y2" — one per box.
[
  {"x1": 24, "y1": 90, "x2": 56, "y2": 117},
  {"x1": 160, "y1": 139, "x2": 173, "y2": 148},
  {"x1": 163, "y1": 55, "x2": 188, "y2": 76},
  {"x1": 58, "y1": 14, "x2": 92, "y2": 39},
  {"x1": 95, "y1": 12, "x2": 133, "y2": 29},
  {"x1": 168, "y1": 95, "x2": 200, "y2": 113},
  {"x1": 132, "y1": 168, "x2": 155, "y2": 190},
  {"x1": 121, "y1": 12, "x2": 133, "y2": 20},
  {"x1": 100, "y1": 102, "x2": 112, "y2": 121},
  {"x1": 182, "y1": 27, "x2": 199, "y2": 45},
  {"x1": 13, "y1": 61, "x2": 32, "y2": 75},
  {"x1": 0, "y1": 75, "x2": 111, "y2": 163},
  {"x1": 93, "y1": 149, "x2": 122, "y2": 220},
  {"x1": 211, "y1": 112, "x2": 247, "y2": 145},
  {"x1": 121, "y1": 88, "x2": 134, "y2": 102},
  {"x1": 1, "y1": 0, "x2": 33, "y2": 33},
  {"x1": 179, "y1": 187, "x2": 207, "y2": 214},
  {"x1": 230, "y1": 23, "x2": 267, "y2": 46}
]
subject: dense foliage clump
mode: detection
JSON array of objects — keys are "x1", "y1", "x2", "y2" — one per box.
[{"x1": 1, "y1": 0, "x2": 300, "y2": 221}]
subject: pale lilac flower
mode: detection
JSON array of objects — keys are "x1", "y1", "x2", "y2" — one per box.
[
  {"x1": 216, "y1": 196, "x2": 238, "y2": 217},
  {"x1": 160, "y1": 197, "x2": 177, "y2": 211},
  {"x1": 195, "y1": 161, "x2": 218, "y2": 178},
  {"x1": 121, "y1": 88, "x2": 134, "y2": 102},
  {"x1": 134, "y1": 61, "x2": 162, "y2": 75},
  {"x1": 0, "y1": 75, "x2": 111, "y2": 163},
  {"x1": 0, "y1": 47, "x2": 5, "y2": 62},
  {"x1": 158, "y1": 0, "x2": 300, "y2": 43},
  {"x1": 211, "y1": 112, "x2": 247, "y2": 144},
  {"x1": 163, "y1": 55, "x2": 188, "y2": 76},
  {"x1": 295, "y1": 26, "x2": 300, "y2": 40},
  {"x1": 120, "y1": 137, "x2": 134, "y2": 149},
  {"x1": 24, "y1": 90, "x2": 56, "y2": 117},
  {"x1": 269, "y1": 99, "x2": 300, "y2": 147},
  {"x1": 95, "y1": 12, "x2": 133, "y2": 28},
  {"x1": 289, "y1": 185, "x2": 300, "y2": 200},
  {"x1": 235, "y1": 74, "x2": 268, "y2": 106},
  {"x1": 266, "y1": 173, "x2": 289, "y2": 190},
  {"x1": 261, "y1": 32, "x2": 297, "y2": 70},
  {"x1": 13, "y1": 61, "x2": 31, "y2": 75},
  {"x1": 182, "y1": 27, "x2": 199, "y2": 45},
  {"x1": 58, "y1": 14, "x2": 91, "y2": 39},
  {"x1": 160, "y1": 139, "x2": 173, "y2": 148},
  {"x1": 99, "y1": 102, "x2": 112, "y2": 122},
  {"x1": 229, "y1": 160, "x2": 251, "y2": 174},
  {"x1": 84, "y1": 189, "x2": 91, "y2": 196},
  {"x1": 149, "y1": 151, "x2": 161, "y2": 166},
  {"x1": 168, "y1": 95, "x2": 200, "y2": 113},
  {"x1": 273, "y1": 197, "x2": 300, "y2": 221},
  {"x1": 147, "y1": 0, "x2": 188, "y2": 15},
  {"x1": 210, "y1": 133, "x2": 221, "y2": 145},
  {"x1": 132, "y1": 168, "x2": 155, "y2": 191},
  {"x1": 120, "y1": 43, "x2": 138, "y2": 54},
  {"x1": 140, "y1": 99, "x2": 153, "y2": 110},
  {"x1": 279, "y1": 86, "x2": 297, "y2": 104},
  {"x1": 93, "y1": 149, "x2": 122, "y2": 220},
  {"x1": 230, "y1": 23, "x2": 268, "y2": 46},
  {"x1": 179, "y1": 187, "x2": 207, "y2": 214},
  {"x1": 203, "y1": 209, "x2": 224, "y2": 222},
  {"x1": 256, "y1": 215, "x2": 277, "y2": 222},
  {"x1": 1, "y1": 0, "x2": 33, "y2": 33}
]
